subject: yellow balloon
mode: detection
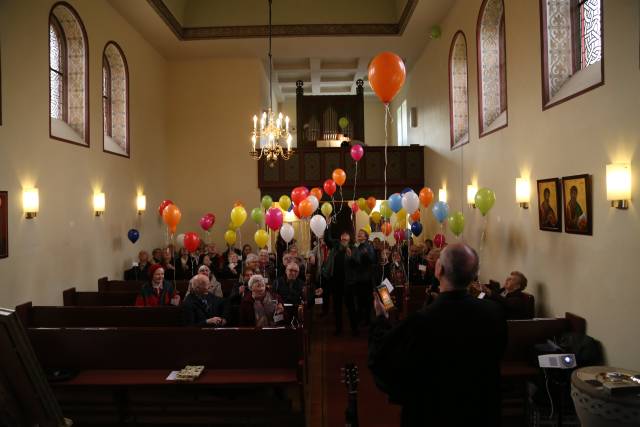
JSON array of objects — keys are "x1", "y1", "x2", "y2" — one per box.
[
  {"x1": 370, "y1": 211, "x2": 382, "y2": 224},
  {"x1": 254, "y1": 229, "x2": 269, "y2": 248},
  {"x1": 397, "y1": 208, "x2": 407, "y2": 219},
  {"x1": 224, "y1": 229, "x2": 237, "y2": 246},
  {"x1": 361, "y1": 224, "x2": 372, "y2": 235},
  {"x1": 230, "y1": 206, "x2": 247, "y2": 228},
  {"x1": 279, "y1": 195, "x2": 291, "y2": 212},
  {"x1": 321, "y1": 202, "x2": 333, "y2": 218}
]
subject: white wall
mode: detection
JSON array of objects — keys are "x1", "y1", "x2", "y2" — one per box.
[
  {"x1": 0, "y1": 0, "x2": 169, "y2": 306},
  {"x1": 394, "y1": 0, "x2": 640, "y2": 369}
]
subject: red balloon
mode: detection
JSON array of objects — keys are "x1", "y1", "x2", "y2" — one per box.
[
  {"x1": 368, "y1": 52, "x2": 406, "y2": 104},
  {"x1": 292, "y1": 204, "x2": 301, "y2": 219},
  {"x1": 394, "y1": 229, "x2": 405, "y2": 242},
  {"x1": 434, "y1": 233, "x2": 446, "y2": 249},
  {"x1": 183, "y1": 232, "x2": 201, "y2": 253},
  {"x1": 381, "y1": 222, "x2": 392, "y2": 236},
  {"x1": 158, "y1": 199, "x2": 173, "y2": 216},
  {"x1": 323, "y1": 179, "x2": 337, "y2": 197},
  {"x1": 291, "y1": 186, "x2": 309, "y2": 205},
  {"x1": 351, "y1": 202, "x2": 359, "y2": 213}
]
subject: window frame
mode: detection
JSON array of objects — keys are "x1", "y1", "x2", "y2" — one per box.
[
  {"x1": 48, "y1": 1, "x2": 90, "y2": 148},
  {"x1": 396, "y1": 100, "x2": 408, "y2": 146},
  {"x1": 448, "y1": 30, "x2": 470, "y2": 151},
  {"x1": 102, "y1": 56, "x2": 112, "y2": 138},
  {"x1": 539, "y1": 0, "x2": 604, "y2": 110},
  {"x1": 101, "y1": 41, "x2": 130, "y2": 159},
  {"x1": 476, "y1": 0, "x2": 509, "y2": 139}
]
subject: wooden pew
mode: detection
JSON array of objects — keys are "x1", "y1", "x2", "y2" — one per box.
[
  {"x1": 98, "y1": 276, "x2": 190, "y2": 294},
  {"x1": 27, "y1": 327, "x2": 305, "y2": 425},
  {"x1": 63, "y1": 287, "x2": 137, "y2": 306},
  {"x1": 16, "y1": 302, "x2": 183, "y2": 328}
]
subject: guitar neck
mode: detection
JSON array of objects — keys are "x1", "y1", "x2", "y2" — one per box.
[{"x1": 345, "y1": 391, "x2": 359, "y2": 427}]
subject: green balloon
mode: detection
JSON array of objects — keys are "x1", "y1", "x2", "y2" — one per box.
[
  {"x1": 448, "y1": 211, "x2": 465, "y2": 236},
  {"x1": 261, "y1": 195, "x2": 273, "y2": 210},
  {"x1": 321, "y1": 202, "x2": 333, "y2": 218},
  {"x1": 474, "y1": 188, "x2": 496, "y2": 216},
  {"x1": 357, "y1": 197, "x2": 367, "y2": 211},
  {"x1": 278, "y1": 195, "x2": 291, "y2": 211},
  {"x1": 251, "y1": 207, "x2": 264, "y2": 224},
  {"x1": 430, "y1": 25, "x2": 442, "y2": 39},
  {"x1": 338, "y1": 117, "x2": 349, "y2": 130},
  {"x1": 380, "y1": 201, "x2": 392, "y2": 219}
]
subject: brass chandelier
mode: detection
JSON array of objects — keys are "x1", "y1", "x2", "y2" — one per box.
[{"x1": 250, "y1": 0, "x2": 293, "y2": 168}]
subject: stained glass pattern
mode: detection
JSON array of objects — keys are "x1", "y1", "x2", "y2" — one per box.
[
  {"x1": 478, "y1": 0, "x2": 506, "y2": 132},
  {"x1": 450, "y1": 33, "x2": 469, "y2": 148},
  {"x1": 49, "y1": 24, "x2": 63, "y2": 120},
  {"x1": 545, "y1": 0, "x2": 572, "y2": 97},
  {"x1": 104, "y1": 43, "x2": 128, "y2": 153},
  {"x1": 581, "y1": 0, "x2": 601, "y2": 68}
]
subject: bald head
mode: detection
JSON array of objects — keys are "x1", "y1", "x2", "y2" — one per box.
[{"x1": 437, "y1": 243, "x2": 479, "y2": 290}]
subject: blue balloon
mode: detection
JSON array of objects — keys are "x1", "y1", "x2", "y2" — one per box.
[
  {"x1": 127, "y1": 229, "x2": 140, "y2": 244},
  {"x1": 401, "y1": 187, "x2": 413, "y2": 195},
  {"x1": 431, "y1": 201, "x2": 449, "y2": 224},
  {"x1": 388, "y1": 193, "x2": 403, "y2": 213},
  {"x1": 288, "y1": 202, "x2": 294, "y2": 212},
  {"x1": 410, "y1": 221, "x2": 423, "y2": 236}
]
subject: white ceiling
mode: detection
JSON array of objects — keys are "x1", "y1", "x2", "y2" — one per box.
[{"x1": 108, "y1": 0, "x2": 454, "y2": 99}]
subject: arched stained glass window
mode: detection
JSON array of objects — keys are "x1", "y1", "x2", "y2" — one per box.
[
  {"x1": 449, "y1": 31, "x2": 469, "y2": 149},
  {"x1": 102, "y1": 41, "x2": 129, "y2": 158}
]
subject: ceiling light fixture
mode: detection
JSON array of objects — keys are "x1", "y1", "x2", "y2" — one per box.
[{"x1": 250, "y1": 0, "x2": 293, "y2": 168}]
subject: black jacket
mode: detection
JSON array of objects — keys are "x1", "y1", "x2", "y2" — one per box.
[
  {"x1": 181, "y1": 293, "x2": 229, "y2": 326},
  {"x1": 273, "y1": 278, "x2": 304, "y2": 305},
  {"x1": 124, "y1": 262, "x2": 151, "y2": 281},
  {"x1": 369, "y1": 289, "x2": 507, "y2": 427}
]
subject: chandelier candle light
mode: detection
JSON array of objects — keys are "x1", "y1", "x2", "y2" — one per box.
[{"x1": 250, "y1": 0, "x2": 293, "y2": 167}]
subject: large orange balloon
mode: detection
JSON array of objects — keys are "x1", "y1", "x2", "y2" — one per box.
[
  {"x1": 381, "y1": 222, "x2": 393, "y2": 236},
  {"x1": 368, "y1": 52, "x2": 406, "y2": 104},
  {"x1": 162, "y1": 204, "x2": 182, "y2": 229},
  {"x1": 332, "y1": 168, "x2": 347, "y2": 187},
  {"x1": 298, "y1": 198, "x2": 314, "y2": 218},
  {"x1": 419, "y1": 187, "x2": 434, "y2": 208},
  {"x1": 367, "y1": 196, "x2": 377, "y2": 210},
  {"x1": 310, "y1": 187, "x2": 323, "y2": 201}
]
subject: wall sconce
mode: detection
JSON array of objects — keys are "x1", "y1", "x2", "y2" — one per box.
[
  {"x1": 467, "y1": 185, "x2": 477, "y2": 208},
  {"x1": 23, "y1": 188, "x2": 39, "y2": 219},
  {"x1": 606, "y1": 163, "x2": 631, "y2": 209},
  {"x1": 438, "y1": 188, "x2": 447, "y2": 203},
  {"x1": 93, "y1": 192, "x2": 105, "y2": 216},
  {"x1": 137, "y1": 194, "x2": 146, "y2": 215},
  {"x1": 515, "y1": 178, "x2": 530, "y2": 209}
]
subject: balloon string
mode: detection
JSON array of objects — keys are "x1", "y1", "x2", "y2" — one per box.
[{"x1": 384, "y1": 103, "x2": 390, "y2": 201}]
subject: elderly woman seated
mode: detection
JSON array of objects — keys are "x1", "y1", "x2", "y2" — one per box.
[
  {"x1": 182, "y1": 274, "x2": 228, "y2": 326},
  {"x1": 197, "y1": 264, "x2": 223, "y2": 297},
  {"x1": 239, "y1": 275, "x2": 285, "y2": 328},
  {"x1": 135, "y1": 264, "x2": 180, "y2": 306}
]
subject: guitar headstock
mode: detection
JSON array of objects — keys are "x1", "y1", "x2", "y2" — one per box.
[{"x1": 341, "y1": 363, "x2": 359, "y2": 393}]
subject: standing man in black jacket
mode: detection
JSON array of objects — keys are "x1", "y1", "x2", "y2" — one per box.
[
  {"x1": 369, "y1": 243, "x2": 507, "y2": 426},
  {"x1": 352, "y1": 228, "x2": 377, "y2": 327}
]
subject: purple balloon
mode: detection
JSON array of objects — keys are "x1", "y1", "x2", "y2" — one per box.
[
  {"x1": 350, "y1": 144, "x2": 364, "y2": 162},
  {"x1": 265, "y1": 207, "x2": 284, "y2": 231}
]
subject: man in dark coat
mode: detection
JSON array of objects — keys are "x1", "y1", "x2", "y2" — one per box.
[
  {"x1": 182, "y1": 275, "x2": 228, "y2": 326},
  {"x1": 323, "y1": 225, "x2": 355, "y2": 335},
  {"x1": 369, "y1": 243, "x2": 507, "y2": 427},
  {"x1": 272, "y1": 262, "x2": 304, "y2": 305}
]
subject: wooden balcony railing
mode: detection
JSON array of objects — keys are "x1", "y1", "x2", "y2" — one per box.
[{"x1": 258, "y1": 145, "x2": 425, "y2": 200}]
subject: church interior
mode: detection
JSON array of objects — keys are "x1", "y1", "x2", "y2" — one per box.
[{"x1": 0, "y1": 0, "x2": 639, "y2": 426}]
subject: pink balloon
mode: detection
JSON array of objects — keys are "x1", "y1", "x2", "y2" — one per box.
[
  {"x1": 265, "y1": 207, "x2": 284, "y2": 231},
  {"x1": 434, "y1": 233, "x2": 446, "y2": 248},
  {"x1": 350, "y1": 144, "x2": 364, "y2": 162},
  {"x1": 351, "y1": 202, "x2": 359, "y2": 213},
  {"x1": 394, "y1": 229, "x2": 405, "y2": 242},
  {"x1": 199, "y1": 214, "x2": 214, "y2": 231}
]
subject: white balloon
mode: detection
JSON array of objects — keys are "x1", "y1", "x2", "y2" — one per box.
[
  {"x1": 280, "y1": 223, "x2": 294, "y2": 243},
  {"x1": 401, "y1": 191, "x2": 420, "y2": 214},
  {"x1": 307, "y1": 195, "x2": 319, "y2": 213},
  {"x1": 309, "y1": 214, "x2": 327, "y2": 238},
  {"x1": 175, "y1": 233, "x2": 185, "y2": 248}
]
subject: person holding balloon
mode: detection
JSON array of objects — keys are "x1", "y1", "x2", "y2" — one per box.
[{"x1": 175, "y1": 247, "x2": 199, "y2": 280}]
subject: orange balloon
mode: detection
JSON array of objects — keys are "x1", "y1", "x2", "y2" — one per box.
[
  {"x1": 411, "y1": 210, "x2": 421, "y2": 222},
  {"x1": 310, "y1": 187, "x2": 323, "y2": 201},
  {"x1": 367, "y1": 196, "x2": 377, "y2": 210},
  {"x1": 368, "y1": 52, "x2": 406, "y2": 104},
  {"x1": 381, "y1": 222, "x2": 392, "y2": 236},
  {"x1": 332, "y1": 168, "x2": 347, "y2": 186},
  {"x1": 419, "y1": 187, "x2": 434, "y2": 208},
  {"x1": 298, "y1": 198, "x2": 314, "y2": 218},
  {"x1": 162, "y1": 204, "x2": 182, "y2": 229},
  {"x1": 233, "y1": 200, "x2": 244, "y2": 208}
]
